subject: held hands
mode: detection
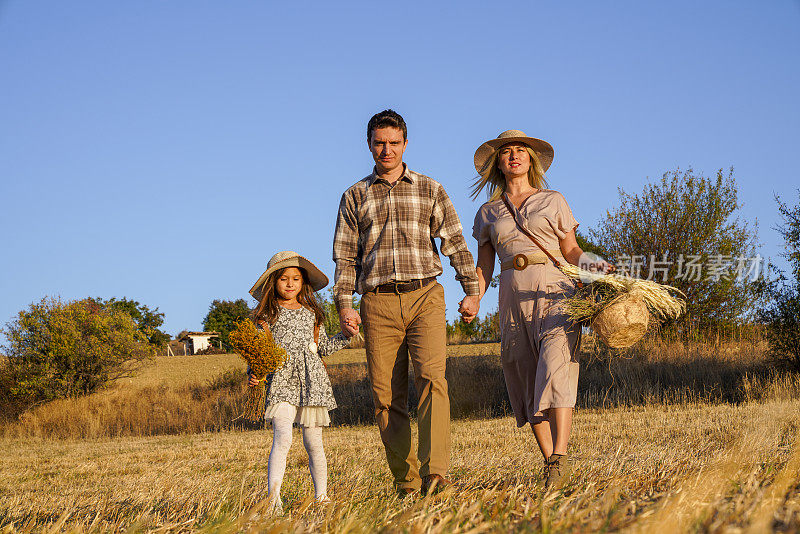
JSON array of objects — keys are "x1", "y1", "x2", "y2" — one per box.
[
  {"x1": 248, "y1": 373, "x2": 260, "y2": 387},
  {"x1": 339, "y1": 307, "x2": 362, "y2": 337},
  {"x1": 458, "y1": 295, "x2": 480, "y2": 323}
]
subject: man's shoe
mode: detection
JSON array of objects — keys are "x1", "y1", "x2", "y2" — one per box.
[
  {"x1": 421, "y1": 474, "x2": 451, "y2": 496},
  {"x1": 396, "y1": 487, "x2": 419, "y2": 499}
]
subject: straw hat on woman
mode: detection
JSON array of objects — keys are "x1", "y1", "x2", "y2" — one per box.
[{"x1": 462, "y1": 130, "x2": 612, "y2": 489}]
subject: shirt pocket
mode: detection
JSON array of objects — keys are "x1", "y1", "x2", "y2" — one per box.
[{"x1": 357, "y1": 201, "x2": 377, "y2": 233}]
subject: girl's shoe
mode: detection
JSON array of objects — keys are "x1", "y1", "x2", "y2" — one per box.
[
  {"x1": 315, "y1": 495, "x2": 331, "y2": 505},
  {"x1": 267, "y1": 495, "x2": 284, "y2": 515}
]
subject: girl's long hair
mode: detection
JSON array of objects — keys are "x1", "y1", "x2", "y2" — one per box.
[
  {"x1": 470, "y1": 145, "x2": 548, "y2": 202},
  {"x1": 253, "y1": 267, "x2": 325, "y2": 328}
]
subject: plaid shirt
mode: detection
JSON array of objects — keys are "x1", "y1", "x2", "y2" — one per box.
[{"x1": 332, "y1": 166, "x2": 479, "y2": 310}]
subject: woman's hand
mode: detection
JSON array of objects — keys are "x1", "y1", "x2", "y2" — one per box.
[
  {"x1": 596, "y1": 260, "x2": 616, "y2": 274},
  {"x1": 248, "y1": 374, "x2": 260, "y2": 387},
  {"x1": 559, "y1": 230, "x2": 616, "y2": 274}
]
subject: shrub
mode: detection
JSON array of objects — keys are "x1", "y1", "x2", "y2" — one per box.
[
  {"x1": 590, "y1": 168, "x2": 761, "y2": 330},
  {"x1": 760, "y1": 289, "x2": 800, "y2": 370},
  {"x1": 759, "y1": 191, "x2": 800, "y2": 370},
  {"x1": 91, "y1": 297, "x2": 170, "y2": 347},
  {"x1": 0, "y1": 297, "x2": 154, "y2": 415},
  {"x1": 447, "y1": 311, "x2": 499, "y2": 343},
  {"x1": 194, "y1": 345, "x2": 229, "y2": 355}
]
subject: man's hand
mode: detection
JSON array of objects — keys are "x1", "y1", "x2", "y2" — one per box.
[
  {"x1": 339, "y1": 308, "x2": 362, "y2": 337},
  {"x1": 248, "y1": 374, "x2": 259, "y2": 387},
  {"x1": 458, "y1": 295, "x2": 480, "y2": 323}
]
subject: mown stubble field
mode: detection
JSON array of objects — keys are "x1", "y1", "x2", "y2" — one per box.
[{"x1": 1, "y1": 341, "x2": 799, "y2": 533}]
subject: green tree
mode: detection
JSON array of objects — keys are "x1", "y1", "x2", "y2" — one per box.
[
  {"x1": 446, "y1": 311, "x2": 499, "y2": 343},
  {"x1": 317, "y1": 289, "x2": 361, "y2": 336},
  {"x1": 90, "y1": 297, "x2": 170, "y2": 347},
  {"x1": 590, "y1": 168, "x2": 760, "y2": 329},
  {"x1": 758, "y1": 191, "x2": 800, "y2": 370},
  {"x1": 1, "y1": 297, "x2": 154, "y2": 411},
  {"x1": 575, "y1": 229, "x2": 605, "y2": 258},
  {"x1": 319, "y1": 289, "x2": 340, "y2": 337},
  {"x1": 202, "y1": 299, "x2": 251, "y2": 346},
  {"x1": 478, "y1": 311, "x2": 500, "y2": 341},
  {"x1": 447, "y1": 314, "x2": 481, "y2": 341}
]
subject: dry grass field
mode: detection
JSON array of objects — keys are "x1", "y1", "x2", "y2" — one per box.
[
  {"x1": 132, "y1": 342, "x2": 503, "y2": 387},
  {"x1": 1, "y1": 340, "x2": 799, "y2": 532}
]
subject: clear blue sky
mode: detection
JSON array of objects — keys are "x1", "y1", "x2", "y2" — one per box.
[{"x1": 1, "y1": 1, "x2": 798, "y2": 337}]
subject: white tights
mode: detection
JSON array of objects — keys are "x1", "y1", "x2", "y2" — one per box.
[{"x1": 267, "y1": 405, "x2": 328, "y2": 504}]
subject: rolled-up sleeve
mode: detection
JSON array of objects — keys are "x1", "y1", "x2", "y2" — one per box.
[
  {"x1": 549, "y1": 192, "x2": 579, "y2": 239},
  {"x1": 431, "y1": 185, "x2": 479, "y2": 296}
]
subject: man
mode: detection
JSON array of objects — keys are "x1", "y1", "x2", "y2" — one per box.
[{"x1": 333, "y1": 109, "x2": 480, "y2": 496}]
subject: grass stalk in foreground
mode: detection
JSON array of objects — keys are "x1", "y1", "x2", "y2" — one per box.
[{"x1": 1, "y1": 400, "x2": 799, "y2": 532}]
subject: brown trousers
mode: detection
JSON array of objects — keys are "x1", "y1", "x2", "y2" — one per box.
[{"x1": 361, "y1": 281, "x2": 450, "y2": 490}]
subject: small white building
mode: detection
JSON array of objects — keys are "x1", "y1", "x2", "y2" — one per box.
[{"x1": 177, "y1": 331, "x2": 220, "y2": 355}]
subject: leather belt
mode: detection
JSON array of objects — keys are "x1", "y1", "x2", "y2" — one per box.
[
  {"x1": 500, "y1": 251, "x2": 564, "y2": 272},
  {"x1": 374, "y1": 277, "x2": 436, "y2": 294}
]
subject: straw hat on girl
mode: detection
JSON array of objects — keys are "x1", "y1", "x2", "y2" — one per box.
[{"x1": 249, "y1": 251, "x2": 329, "y2": 302}]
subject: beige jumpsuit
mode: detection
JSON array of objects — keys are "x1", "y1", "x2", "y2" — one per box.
[{"x1": 473, "y1": 190, "x2": 581, "y2": 427}]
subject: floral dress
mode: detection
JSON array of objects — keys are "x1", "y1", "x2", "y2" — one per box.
[{"x1": 260, "y1": 306, "x2": 349, "y2": 426}]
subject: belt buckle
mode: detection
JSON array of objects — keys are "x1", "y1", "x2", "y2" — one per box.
[
  {"x1": 513, "y1": 254, "x2": 529, "y2": 270},
  {"x1": 392, "y1": 281, "x2": 402, "y2": 294}
]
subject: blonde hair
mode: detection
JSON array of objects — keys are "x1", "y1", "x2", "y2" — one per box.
[{"x1": 470, "y1": 145, "x2": 548, "y2": 201}]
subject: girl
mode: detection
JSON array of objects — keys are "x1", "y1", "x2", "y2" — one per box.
[{"x1": 248, "y1": 251, "x2": 352, "y2": 512}]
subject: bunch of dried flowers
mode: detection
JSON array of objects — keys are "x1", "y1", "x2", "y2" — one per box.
[{"x1": 228, "y1": 319, "x2": 287, "y2": 422}]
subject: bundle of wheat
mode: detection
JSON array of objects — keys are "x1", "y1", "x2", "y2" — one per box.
[
  {"x1": 560, "y1": 264, "x2": 686, "y2": 349},
  {"x1": 228, "y1": 319, "x2": 287, "y2": 422}
]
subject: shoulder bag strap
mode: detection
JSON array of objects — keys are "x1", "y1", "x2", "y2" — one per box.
[{"x1": 501, "y1": 193, "x2": 583, "y2": 289}]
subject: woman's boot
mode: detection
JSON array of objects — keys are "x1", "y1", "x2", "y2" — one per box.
[{"x1": 544, "y1": 453, "x2": 566, "y2": 489}]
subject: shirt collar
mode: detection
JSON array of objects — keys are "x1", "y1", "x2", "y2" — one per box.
[{"x1": 368, "y1": 163, "x2": 414, "y2": 186}]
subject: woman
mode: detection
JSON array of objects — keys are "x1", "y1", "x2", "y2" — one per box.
[{"x1": 465, "y1": 130, "x2": 611, "y2": 489}]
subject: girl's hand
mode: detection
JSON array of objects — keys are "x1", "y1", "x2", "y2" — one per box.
[{"x1": 248, "y1": 374, "x2": 260, "y2": 387}]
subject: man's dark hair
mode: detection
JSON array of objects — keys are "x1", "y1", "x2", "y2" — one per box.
[{"x1": 367, "y1": 109, "x2": 407, "y2": 142}]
